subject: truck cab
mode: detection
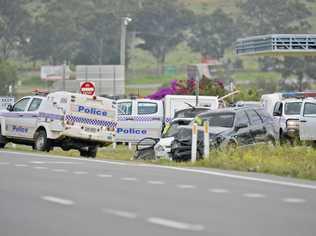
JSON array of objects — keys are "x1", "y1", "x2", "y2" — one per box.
[{"x1": 272, "y1": 98, "x2": 302, "y2": 143}]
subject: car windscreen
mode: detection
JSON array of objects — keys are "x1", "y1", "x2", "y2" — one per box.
[
  {"x1": 284, "y1": 102, "x2": 302, "y2": 115},
  {"x1": 202, "y1": 113, "x2": 235, "y2": 128},
  {"x1": 174, "y1": 108, "x2": 208, "y2": 119}
]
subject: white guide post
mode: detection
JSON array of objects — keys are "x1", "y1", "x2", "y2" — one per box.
[
  {"x1": 203, "y1": 120, "x2": 209, "y2": 159},
  {"x1": 191, "y1": 123, "x2": 198, "y2": 163}
]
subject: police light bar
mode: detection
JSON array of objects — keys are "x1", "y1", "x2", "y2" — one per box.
[
  {"x1": 32, "y1": 89, "x2": 49, "y2": 96},
  {"x1": 281, "y1": 92, "x2": 316, "y2": 99}
]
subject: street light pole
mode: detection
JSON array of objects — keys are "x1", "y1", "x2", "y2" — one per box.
[{"x1": 120, "y1": 17, "x2": 132, "y2": 65}]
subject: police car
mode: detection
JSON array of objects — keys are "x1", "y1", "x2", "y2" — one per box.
[{"x1": 0, "y1": 91, "x2": 116, "y2": 157}]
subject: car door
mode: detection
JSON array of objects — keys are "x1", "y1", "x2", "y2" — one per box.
[
  {"x1": 5, "y1": 97, "x2": 32, "y2": 138},
  {"x1": 234, "y1": 111, "x2": 254, "y2": 145},
  {"x1": 116, "y1": 100, "x2": 134, "y2": 142},
  {"x1": 272, "y1": 101, "x2": 282, "y2": 132},
  {"x1": 25, "y1": 97, "x2": 43, "y2": 139},
  {"x1": 300, "y1": 100, "x2": 316, "y2": 140},
  {"x1": 245, "y1": 109, "x2": 267, "y2": 144},
  {"x1": 136, "y1": 100, "x2": 163, "y2": 140},
  {"x1": 116, "y1": 100, "x2": 163, "y2": 143}
]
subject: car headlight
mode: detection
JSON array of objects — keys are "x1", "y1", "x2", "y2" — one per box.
[{"x1": 286, "y1": 119, "x2": 299, "y2": 129}]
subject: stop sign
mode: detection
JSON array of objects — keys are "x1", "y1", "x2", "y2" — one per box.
[{"x1": 80, "y1": 81, "x2": 96, "y2": 96}]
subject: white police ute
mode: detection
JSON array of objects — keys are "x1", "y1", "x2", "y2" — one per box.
[{"x1": 0, "y1": 91, "x2": 116, "y2": 158}]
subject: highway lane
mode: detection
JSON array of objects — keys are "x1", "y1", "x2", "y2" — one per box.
[{"x1": 0, "y1": 150, "x2": 315, "y2": 236}]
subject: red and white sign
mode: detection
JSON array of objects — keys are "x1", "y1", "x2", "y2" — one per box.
[{"x1": 80, "y1": 81, "x2": 96, "y2": 96}]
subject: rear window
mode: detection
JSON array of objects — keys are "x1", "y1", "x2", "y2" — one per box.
[
  {"x1": 138, "y1": 102, "x2": 157, "y2": 115},
  {"x1": 256, "y1": 109, "x2": 273, "y2": 123},
  {"x1": 304, "y1": 103, "x2": 316, "y2": 116},
  {"x1": 246, "y1": 109, "x2": 263, "y2": 125},
  {"x1": 284, "y1": 102, "x2": 302, "y2": 115}
]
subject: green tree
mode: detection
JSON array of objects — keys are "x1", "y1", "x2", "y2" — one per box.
[
  {"x1": 134, "y1": 0, "x2": 194, "y2": 74},
  {"x1": 0, "y1": 0, "x2": 31, "y2": 59},
  {"x1": 188, "y1": 8, "x2": 237, "y2": 60},
  {"x1": 0, "y1": 61, "x2": 18, "y2": 95},
  {"x1": 237, "y1": 0, "x2": 316, "y2": 91}
]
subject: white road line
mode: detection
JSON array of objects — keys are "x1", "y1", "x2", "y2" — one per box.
[
  {"x1": 103, "y1": 209, "x2": 137, "y2": 219},
  {"x1": 243, "y1": 193, "x2": 266, "y2": 198},
  {"x1": 0, "y1": 162, "x2": 10, "y2": 165},
  {"x1": 209, "y1": 188, "x2": 230, "y2": 193},
  {"x1": 147, "y1": 217, "x2": 204, "y2": 231},
  {"x1": 30, "y1": 161, "x2": 45, "y2": 164},
  {"x1": 283, "y1": 198, "x2": 306, "y2": 203},
  {"x1": 3, "y1": 150, "x2": 316, "y2": 190},
  {"x1": 42, "y1": 196, "x2": 75, "y2": 206},
  {"x1": 97, "y1": 174, "x2": 113, "y2": 178},
  {"x1": 73, "y1": 171, "x2": 88, "y2": 175},
  {"x1": 147, "y1": 180, "x2": 165, "y2": 185},
  {"x1": 121, "y1": 177, "x2": 138, "y2": 182},
  {"x1": 15, "y1": 164, "x2": 28, "y2": 167},
  {"x1": 33, "y1": 166, "x2": 48, "y2": 170},
  {"x1": 177, "y1": 184, "x2": 196, "y2": 189},
  {"x1": 52, "y1": 169, "x2": 67, "y2": 173}
]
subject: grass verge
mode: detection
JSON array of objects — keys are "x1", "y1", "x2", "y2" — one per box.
[{"x1": 4, "y1": 144, "x2": 316, "y2": 180}]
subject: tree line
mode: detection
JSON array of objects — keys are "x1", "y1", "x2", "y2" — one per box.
[{"x1": 0, "y1": 0, "x2": 316, "y2": 93}]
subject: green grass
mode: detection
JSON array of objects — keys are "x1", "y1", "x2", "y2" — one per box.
[
  {"x1": 6, "y1": 143, "x2": 316, "y2": 180},
  {"x1": 232, "y1": 71, "x2": 282, "y2": 81}
]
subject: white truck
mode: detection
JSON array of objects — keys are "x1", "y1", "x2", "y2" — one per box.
[
  {"x1": 116, "y1": 95, "x2": 219, "y2": 144},
  {"x1": 261, "y1": 92, "x2": 316, "y2": 143},
  {"x1": 299, "y1": 98, "x2": 316, "y2": 144},
  {"x1": 0, "y1": 91, "x2": 116, "y2": 157}
]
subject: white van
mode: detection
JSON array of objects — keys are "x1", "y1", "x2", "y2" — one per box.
[
  {"x1": 299, "y1": 98, "x2": 316, "y2": 142},
  {"x1": 116, "y1": 95, "x2": 219, "y2": 143},
  {"x1": 0, "y1": 91, "x2": 116, "y2": 157}
]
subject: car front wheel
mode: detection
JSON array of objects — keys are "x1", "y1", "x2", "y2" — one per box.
[{"x1": 34, "y1": 130, "x2": 50, "y2": 152}]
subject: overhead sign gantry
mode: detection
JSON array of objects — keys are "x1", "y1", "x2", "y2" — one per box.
[{"x1": 235, "y1": 34, "x2": 316, "y2": 56}]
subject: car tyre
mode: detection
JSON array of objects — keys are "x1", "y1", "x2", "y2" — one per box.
[
  {"x1": 0, "y1": 126, "x2": 6, "y2": 148},
  {"x1": 87, "y1": 146, "x2": 98, "y2": 158},
  {"x1": 34, "y1": 130, "x2": 50, "y2": 152}
]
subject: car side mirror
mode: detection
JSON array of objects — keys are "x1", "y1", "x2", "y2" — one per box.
[
  {"x1": 235, "y1": 123, "x2": 248, "y2": 131},
  {"x1": 7, "y1": 104, "x2": 13, "y2": 112},
  {"x1": 273, "y1": 111, "x2": 281, "y2": 116}
]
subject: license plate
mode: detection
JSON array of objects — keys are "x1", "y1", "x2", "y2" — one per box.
[{"x1": 84, "y1": 127, "x2": 97, "y2": 133}]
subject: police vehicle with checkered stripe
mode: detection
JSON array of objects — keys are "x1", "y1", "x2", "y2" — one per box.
[
  {"x1": 116, "y1": 95, "x2": 219, "y2": 144},
  {"x1": 0, "y1": 91, "x2": 116, "y2": 158}
]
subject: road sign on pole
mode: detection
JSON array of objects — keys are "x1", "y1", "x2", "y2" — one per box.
[{"x1": 80, "y1": 81, "x2": 96, "y2": 96}]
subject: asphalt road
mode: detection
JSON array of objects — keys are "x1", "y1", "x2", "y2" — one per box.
[{"x1": 0, "y1": 150, "x2": 315, "y2": 236}]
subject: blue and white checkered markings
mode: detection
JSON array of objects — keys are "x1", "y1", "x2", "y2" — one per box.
[
  {"x1": 65, "y1": 115, "x2": 116, "y2": 128},
  {"x1": 118, "y1": 116, "x2": 160, "y2": 122}
]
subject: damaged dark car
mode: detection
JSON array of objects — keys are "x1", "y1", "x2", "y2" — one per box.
[{"x1": 171, "y1": 107, "x2": 278, "y2": 161}]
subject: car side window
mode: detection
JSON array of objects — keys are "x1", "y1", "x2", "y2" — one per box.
[
  {"x1": 256, "y1": 109, "x2": 272, "y2": 123},
  {"x1": 246, "y1": 109, "x2": 263, "y2": 125},
  {"x1": 273, "y1": 102, "x2": 283, "y2": 115},
  {"x1": 303, "y1": 102, "x2": 316, "y2": 116},
  {"x1": 118, "y1": 102, "x2": 132, "y2": 115},
  {"x1": 235, "y1": 111, "x2": 250, "y2": 126},
  {"x1": 12, "y1": 98, "x2": 31, "y2": 112},
  {"x1": 137, "y1": 102, "x2": 158, "y2": 115},
  {"x1": 28, "y1": 98, "x2": 43, "y2": 112}
]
